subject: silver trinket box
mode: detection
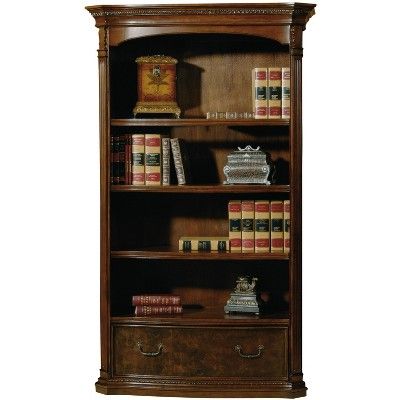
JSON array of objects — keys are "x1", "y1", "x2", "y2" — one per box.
[{"x1": 223, "y1": 145, "x2": 274, "y2": 185}]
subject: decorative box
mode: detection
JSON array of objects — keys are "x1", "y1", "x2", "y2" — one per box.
[
  {"x1": 223, "y1": 145, "x2": 274, "y2": 185},
  {"x1": 133, "y1": 55, "x2": 181, "y2": 118}
]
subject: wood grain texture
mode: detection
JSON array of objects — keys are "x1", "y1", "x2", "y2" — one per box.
[
  {"x1": 112, "y1": 325, "x2": 288, "y2": 378},
  {"x1": 86, "y1": 2, "x2": 316, "y2": 397}
]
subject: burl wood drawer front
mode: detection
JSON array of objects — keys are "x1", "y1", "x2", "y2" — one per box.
[{"x1": 112, "y1": 325, "x2": 287, "y2": 379}]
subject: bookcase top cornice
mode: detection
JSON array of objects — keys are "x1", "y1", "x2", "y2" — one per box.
[{"x1": 86, "y1": 3, "x2": 316, "y2": 25}]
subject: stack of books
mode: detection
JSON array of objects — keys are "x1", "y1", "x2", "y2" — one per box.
[
  {"x1": 132, "y1": 294, "x2": 183, "y2": 316},
  {"x1": 252, "y1": 67, "x2": 290, "y2": 119},
  {"x1": 229, "y1": 200, "x2": 290, "y2": 253},
  {"x1": 111, "y1": 134, "x2": 190, "y2": 186}
]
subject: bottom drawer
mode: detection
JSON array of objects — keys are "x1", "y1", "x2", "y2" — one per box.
[{"x1": 112, "y1": 325, "x2": 288, "y2": 379}]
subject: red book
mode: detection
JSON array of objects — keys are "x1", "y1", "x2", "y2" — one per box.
[
  {"x1": 135, "y1": 305, "x2": 183, "y2": 316},
  {"x1": 132, "y1": 295, "x2": 181, "y2": 306}
]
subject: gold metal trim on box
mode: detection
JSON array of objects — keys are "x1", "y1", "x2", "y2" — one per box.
[{"x1": 135, "y1": 55, "x2": 178, "y2": 64}]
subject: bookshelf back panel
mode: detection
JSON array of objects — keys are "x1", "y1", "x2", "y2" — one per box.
[
  {"x1": 111, "y1": 125, "x2": 289, "y2": 185},
  {"x1": 110, "y1": 34, "x2": 289, "y2": 118},
  {"x1": 110, "y1": 192, "x2": 289, "y2": 250},
  {"x1": 110, "y1": 259, "x2": 289, "y2": 317}
]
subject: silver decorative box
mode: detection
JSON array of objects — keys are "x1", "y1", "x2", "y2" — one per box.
[{"x1": 223, "y1": 145, "x2": 274, "y2": 185}]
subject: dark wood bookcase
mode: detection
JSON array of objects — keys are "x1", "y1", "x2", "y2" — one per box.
[{"x1": 86, "y1": 3, "x2": 315, "y2": 398}]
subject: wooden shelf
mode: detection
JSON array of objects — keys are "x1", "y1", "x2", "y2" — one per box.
[
  {"x1": 111, "y1": 118, "x2": 290, "y2": 127},
  {"x1": 111, "y1": 184, "x2": 290, "y2": 194},
  {"x1": 111, "y1": 307, "x2": 289, "y2": 327},
  {"x1": 111, "y1": 249, "x2": 289, "y2": 260}
]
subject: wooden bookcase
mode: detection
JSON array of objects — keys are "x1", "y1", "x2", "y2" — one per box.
[{"x1": 86, "y1": 3, "x2": 315, "y2": 398}]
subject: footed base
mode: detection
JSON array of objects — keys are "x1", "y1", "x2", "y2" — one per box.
[{"x1": 95, "y1": 377, "x2": 307, "y2": 398}]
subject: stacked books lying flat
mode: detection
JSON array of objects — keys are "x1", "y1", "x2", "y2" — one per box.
[
  {"x1": 132, "y1": 294, "x2": 183, "y2": 316},
  {"x1": 252, "y1": 67, "x2": 290, "y2": 119},
  {"x1": 179, "y1": 237, "x2": 230, "y2": 252},
  {"x1": 111, "y1": 134, "x2": 190, "y2": 185},
  {"x1": 229, "y1": 200, "x2": 290, "y2": 253}
]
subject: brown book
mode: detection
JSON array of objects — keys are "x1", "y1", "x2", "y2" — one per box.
[
  {"x1": 135, "y1": 305, "x2": 183, "y2": 316},
  {"x1": 132, "y1": 295, "x2": 181, "y2": 306}
]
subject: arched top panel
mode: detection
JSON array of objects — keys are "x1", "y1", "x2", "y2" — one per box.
[{"x1": 108, "y1": 25, "x2": 290, "y2": 47}]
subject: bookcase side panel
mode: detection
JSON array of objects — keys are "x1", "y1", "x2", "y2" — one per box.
[
  {"x1": 97, "y1": 25, "x2": 112, "y2": 382},
  {"x1": 289, "y1": 24, "x2": 304, "y2": 388}
]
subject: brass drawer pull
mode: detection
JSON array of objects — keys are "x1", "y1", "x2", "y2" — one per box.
[
  {"x1": 136, "y1": 341, "x2": 163, "y2": 357},
  {"x1": 235, "y1": 344, "x2": 264, "y2": 359}
]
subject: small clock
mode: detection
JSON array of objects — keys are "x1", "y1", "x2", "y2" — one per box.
[{"x1": 133, "y1": 55, "x2": 181, "y2": 118}]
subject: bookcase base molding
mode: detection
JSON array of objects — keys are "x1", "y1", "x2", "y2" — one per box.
[
  {"x1": 95, "y1": 381, "x2": 306, "y2": 398},
  {"x1": 87, "y1": 2, "x2": 315, "y2": 398}
]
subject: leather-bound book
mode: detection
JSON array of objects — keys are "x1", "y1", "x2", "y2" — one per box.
[
  {"x1": 135, "y1": 305, "x2": 183, "y2": 316},
  {"x1": 253, "y1": 68, "x2": 268, "y2": 119},
  {"x1": 241, "y1": 200, "x2": 255, "y2": 253},
  {"x1": 145, "y1": 134, "x2": 161, "y2": 185},
  {"x1": 255, "y1": 200, "x2": 270, "y2": 253},
  {"x1": 132, "y1": 134, "x2": 145, "y2": 185},
  {"x1": 284, "y1": 200, "x2": 290, "y2": 253},
  {"x1": 282, "y1": 67, "x2": 290, "y2": 119},
  {"x1": 132, "y1": 295, "x2": 181, "y2": 306},
  {"x1": 271, "y1": 200, "x2": 284, "y2": 252},
  {"x1": 268, "y1": 67, "x2": 282, "y2": 119},
  {"x1": 228, "y1": 200, "x2": 242, "y2": 252},
  {"x1": 170, "y1": 138, "x2": 190, "y2": 185},
  {"x1": 162, "y1": 137, "x2": 171, "y2": 185}
]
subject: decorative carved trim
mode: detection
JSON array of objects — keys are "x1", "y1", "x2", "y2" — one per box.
[
  {"x1": 97, "y1": 26, "x2": 109, "y2": 57},
  {"x1": 109, "y1": 377, "x2": 290, "y2": 386},
  {"x1": 89, "y1": 8, "x2": 311, "y2": 18},
  {"x1": 290, "y1": 25, "x2": 303, "y2": 54}
]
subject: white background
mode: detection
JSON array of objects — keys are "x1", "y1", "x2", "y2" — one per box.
[{"x1": 1, "y1": 0, "x2": 399, "y2": 399}]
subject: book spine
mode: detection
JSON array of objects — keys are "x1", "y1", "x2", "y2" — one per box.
[
  {"x1": 132, "y1": 295, "x2": 181, "y2": 306},
  {"x1": 271, "y1": 200, "x2": 284, "y2": 252},
  {"x1": 253, "y1": 68, "x2": 268, "y2": 119},
  {"x1": 162, "y1": 137, "x2": 170, "y2": 185},
  {"x1": 170, "y1": 138, "x2": 186, "y2": 185},
  {"x1": 255, "y1": 200, "x2": 270, "y2": 253},
  {"x1": 268, "y1": 67, "x2": 282, "y2": 119},
  {"x1": 145, "y1": 134, "x2": 161, "y2": 185},
  {"x1": 110, "y1": 136, "x2": 115, "y2": 184},
  {"x1": 241, "y1": 200, "x2": 255, "y2": 253},
  {"x1": 284, "y1": 200, "x2": 290, "y2": 253},
  {"x1": 179, "y1": 238, "x2": 229, "y2": 252},
  {"x1": 132, "y1": 134, "x2": 145, "y2": 185},
  {"x1": 125, "y1": 135, "x2": 131, "y2": 185},
  {"x1": 114, "y1": 136, "x2": 120, "y2": 184},
  {"x1": 135, "y1": 305, "x2": 183, "y2": 316},
  {"x1": 118, "y1": 135, "x2": 126, "y2": 184},
  {"x1": 282, "y1": 67, "x2": 290, "y2": 119},
  {"x1": 228, "y1": 201, "x2": 242, "y2": 252}
]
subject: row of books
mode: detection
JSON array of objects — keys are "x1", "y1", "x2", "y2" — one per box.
[
  {"x1": 229, "y1": 200, "x2": 290, "y2": 253},
  {"x1": 252, "y1": 67, "x2": 290, "y2": 119},
  {"x1": 111, "y1": 134, "x2": 189, "y2": 185},
  {"x1": 132, "y1": 294, "x2": 183, "y2": 316}
]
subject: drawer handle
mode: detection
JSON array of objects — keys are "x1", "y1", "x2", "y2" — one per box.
[
  {"x1": 235, "y1": 344, "x2": 264, "y2": 359},
  {"x1": 136, "y1": 341, "x2": 163, "y2": 357}
]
